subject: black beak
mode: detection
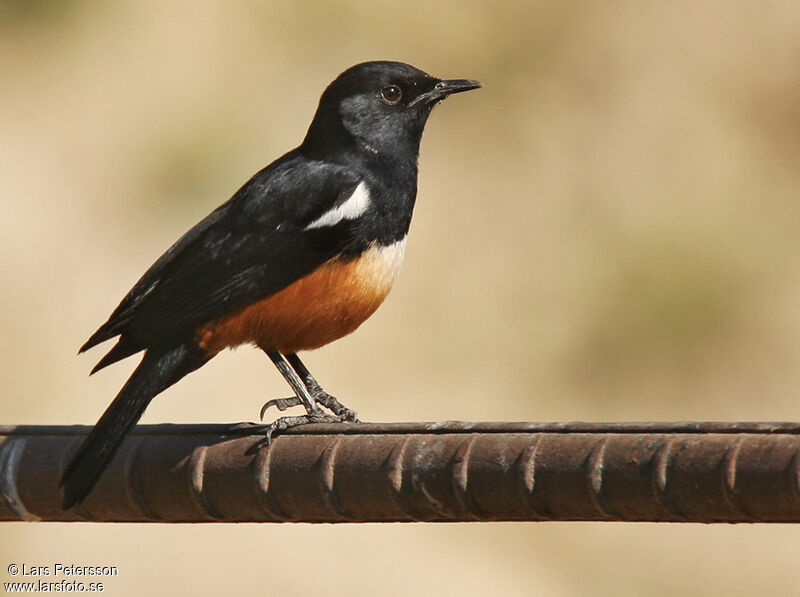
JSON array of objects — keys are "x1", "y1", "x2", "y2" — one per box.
[{"x1": 410, "y1": 78, "x2": 483, "y2": 106}]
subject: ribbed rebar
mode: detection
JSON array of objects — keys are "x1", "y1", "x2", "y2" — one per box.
[{"x1": 1, "y1": 422, "x2": 799, "y2": 522}]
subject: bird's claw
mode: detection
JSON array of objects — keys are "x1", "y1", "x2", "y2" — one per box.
[
  {"x1": 259, "y1": 411, "x2": 347, "y2": 445},
  {"x1": 311, "y1": 391, "x2": 359, "y2": 422},
  {"x1": 331, "y1": 405, "x2": 359, "y2": 423},
  {"x1": 259, "y1": 397, "x2": 302, "y2": 420},
  {"x1": 259, "y1": 392, "x2": 359, "y2": 422}
]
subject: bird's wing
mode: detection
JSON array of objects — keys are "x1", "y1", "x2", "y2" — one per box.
[{"x1": 82, "y1": 152, "x2": 362, "y2": 366}]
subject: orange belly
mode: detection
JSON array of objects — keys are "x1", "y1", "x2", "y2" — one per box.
[{"x1": 197, "y1": 238, "x2": 407, "y2": 354}]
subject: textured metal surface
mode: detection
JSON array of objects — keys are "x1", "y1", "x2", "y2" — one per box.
[{"x1": 1, "y1": 422, "x2": 799, "y2": 522}]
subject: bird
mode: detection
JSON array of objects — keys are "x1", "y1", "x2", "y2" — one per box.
[{"x1": 61, "y1": 60, "x2": 481, "y2": 510}]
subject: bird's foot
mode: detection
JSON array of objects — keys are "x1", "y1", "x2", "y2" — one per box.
[
  {"x1": 260, "y1": 390, "x2": 358, "y2": 423},
  {"x1": 259, "y1": 410, "x2": 347, "y2": 445},
  {"x1": 311, "y1": 389, "x2": 359, "y2": 422}
]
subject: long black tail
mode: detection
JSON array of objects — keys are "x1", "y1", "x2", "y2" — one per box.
[{"x1": 61, "y1": 342, "x2": 209, "y2": 509}]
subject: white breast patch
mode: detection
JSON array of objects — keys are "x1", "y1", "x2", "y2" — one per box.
[{"x1": 359, "y1": 236, "x2": 408, "y2": 291}]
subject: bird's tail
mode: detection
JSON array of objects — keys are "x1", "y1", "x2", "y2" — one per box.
[{"x1": 61, "y1": 342, "x2": 209, "y2": 510}]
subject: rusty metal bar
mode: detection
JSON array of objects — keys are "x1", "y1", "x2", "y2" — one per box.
[{"x1": 1, "y1": 422, "x2": 799, "y2": 523}]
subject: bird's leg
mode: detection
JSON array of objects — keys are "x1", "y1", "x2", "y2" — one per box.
[
  {"x1": 259, "y1": 351, "x2": 359, "y2": 422},
  {"x1": 285, "y1": 353, "x2": 359, "y2": 422},
  {"x1": 257, "y1": 348, "x2": 308, "y2": 419},
  {"x1": 255, "y1": 348, "x2": 353, "y2": 443},
  {"x1": 262, "y1": 348, "x2": 319, "y2": 413},
  {"x1": 257, "y1": 348, "x2": 342, "y2": 442}
]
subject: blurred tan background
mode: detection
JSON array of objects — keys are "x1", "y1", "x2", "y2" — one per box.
[{"x1": 2, "y1": 0, "x2": 800, "y2": 595}]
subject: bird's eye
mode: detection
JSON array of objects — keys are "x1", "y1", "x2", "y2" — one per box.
[{"x1": 380, "y1": 85, "x2": 403, "y2": 105}]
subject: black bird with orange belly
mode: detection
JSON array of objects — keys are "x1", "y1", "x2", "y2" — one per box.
[{"x1": 62, "y1": 61, "x2": 481, "y2": 509}]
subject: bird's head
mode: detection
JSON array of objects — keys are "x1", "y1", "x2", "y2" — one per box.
[{"x1": 302, "y1": 61, "x2": 481, "y2": 160}]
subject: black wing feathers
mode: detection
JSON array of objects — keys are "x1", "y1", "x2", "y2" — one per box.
[{"x1": 83, "y1": 151, "x2": 361, "y2": 371}]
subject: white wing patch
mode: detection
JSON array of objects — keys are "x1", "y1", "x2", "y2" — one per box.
[{"x1": 305, "y1": 181, "x2": 371, "y2": 230}]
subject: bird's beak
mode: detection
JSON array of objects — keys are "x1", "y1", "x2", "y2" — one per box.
[{"x1": 410, "y1": 79, "x2": 483, "y2": 106}]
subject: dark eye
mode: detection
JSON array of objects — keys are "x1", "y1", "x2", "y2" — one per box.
[{"x1": 380, "y1": 85, "x2": 402, "y2": 105}]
